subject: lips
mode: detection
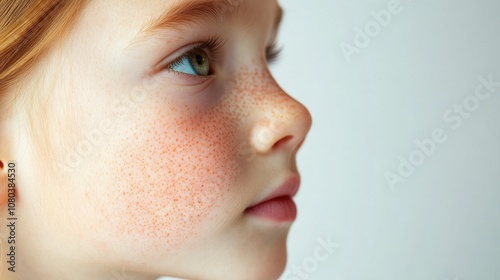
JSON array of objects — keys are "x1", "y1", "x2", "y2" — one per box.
[{"x1": 244, "y1": 175, "x2": 301, "y2": 222}]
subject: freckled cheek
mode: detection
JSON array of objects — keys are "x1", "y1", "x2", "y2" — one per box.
[{"x1": 104, "y1": 108, "x2": 241, "y2": 249}]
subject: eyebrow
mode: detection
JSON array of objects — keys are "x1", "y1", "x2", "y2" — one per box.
[{"x1": 127, "y1": 0, "x2": 283, "y2": 49}]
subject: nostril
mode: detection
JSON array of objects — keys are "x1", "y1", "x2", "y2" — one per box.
[{"x1": 272, "y1": 135, "x2": 293, "y2": 150}]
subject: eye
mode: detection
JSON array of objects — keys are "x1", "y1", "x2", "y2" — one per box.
[
  {"x1": 165, "y1": 37, "x2": 222, "y2": 77},
  {"x1": 168, "y1": 48, "x2": 211, "y2": 76}
]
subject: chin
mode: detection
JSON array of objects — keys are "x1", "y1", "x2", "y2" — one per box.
[
  {"x1": 241, "y1": 236, "x2": 289, "y2": 280},
  {"x1": 198, "y1": 234, "x2": 289, "y2": 280}
]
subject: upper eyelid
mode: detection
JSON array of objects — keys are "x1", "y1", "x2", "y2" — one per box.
[
  {"x1": 167, "y1": 47, "x2": 203, "y2": 69},
  {"x1": 158, "y1": 37, "x2": 282, "y2": 76},
  {"x1": 154, "y1": 37, "x2": 223, "y2": 75}
]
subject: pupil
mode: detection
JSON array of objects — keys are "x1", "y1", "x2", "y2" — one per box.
[{"x1": 195, "y1": 54, "x2": 204, "y2": 65}]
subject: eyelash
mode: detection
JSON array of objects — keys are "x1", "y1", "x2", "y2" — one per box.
[
  {"x1": 165, "y1": 36, "x2": 283, "y2": 75},
  {"x1": 166, "y1": 36, "x2": 223, "y2": 75},
  {"x1": 266, "y1": 42, "x2": 282, "y2": 64}
]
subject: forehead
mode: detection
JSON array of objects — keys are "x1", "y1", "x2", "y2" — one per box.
[
  {"x1": 83, "y1": 0, "x2": 278, "y2": 45},
  {"x1": 88, "y1": 0, "x2": 249, "y2": 28}
]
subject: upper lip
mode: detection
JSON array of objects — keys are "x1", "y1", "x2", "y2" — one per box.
[{"x1": 246, "y1": 174, "x2": 301, "y2": 209}]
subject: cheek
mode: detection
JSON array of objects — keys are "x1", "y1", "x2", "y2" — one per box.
[
  {"x1": 99, "y1": 103, "x2": 241, "y2": 251},
  {"x1": 91, "y1": 66, "x2": 283, "y2": 255}
]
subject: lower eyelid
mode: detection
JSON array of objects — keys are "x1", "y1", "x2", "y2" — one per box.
[
  {"x1": 162, "y1": 75, "x2": 216, "y2": 99},
  {"x1": 162, "y1": 69, "x2": 214, "y2": 85}
]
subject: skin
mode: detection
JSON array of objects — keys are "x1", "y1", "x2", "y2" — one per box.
[{"x1": 0, "y1": 0, "x2": 312, "y2": 279}]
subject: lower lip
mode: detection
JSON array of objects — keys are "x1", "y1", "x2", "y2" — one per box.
[{"x1": 244, "y1": 196, "x2": 297, "y2": 222}]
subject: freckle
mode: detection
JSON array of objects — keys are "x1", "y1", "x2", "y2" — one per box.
[{"x1": 96, "y1": 62, "x2": 298, "y2": 258}]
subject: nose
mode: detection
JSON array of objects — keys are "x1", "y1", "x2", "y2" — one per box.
[{"x1": 249, "y1": 72, "x2": 312, "y2": 155}]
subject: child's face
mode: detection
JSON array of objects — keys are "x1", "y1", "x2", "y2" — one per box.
[{"x1": 12, "y1": 0, "x2": 311, "y2": 279}]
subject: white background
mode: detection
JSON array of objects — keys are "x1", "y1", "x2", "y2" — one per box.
[
  {"x1": 275, "y1": 0, "x2": 500, "y2": 280},
  {"x1": 161, "y1": 0, "x2": 500, "y2": 279}
]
